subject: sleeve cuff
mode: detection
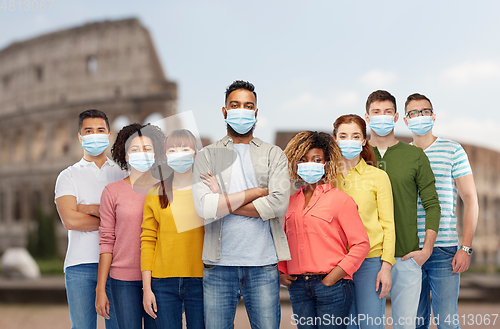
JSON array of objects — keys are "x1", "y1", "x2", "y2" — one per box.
[
  {"x1": 202, "y1": 193, "x2": 220, "y2": 220},
  {"x1": 381, "y1": 253, "x2": 396, "y2": 266},
  {"x1": 252, "y1": 197, "x2": 275, "y2": 221}
]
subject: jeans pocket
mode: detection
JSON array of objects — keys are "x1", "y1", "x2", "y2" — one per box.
[
  {"x1": 261, "y1": 263, "x2": 278, "y2": 270},
  {"x1": 438, "y1": 246, "x2": 458, "y2": 257},
  {"x1": 410, "y1": 257, "x2": 421, "y2": 268},
  {"x1": 203, "y1": 264, "x2": 218, "y2": 271}
]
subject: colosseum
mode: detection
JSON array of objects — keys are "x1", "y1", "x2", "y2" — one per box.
[
  {"x1": 0, "y1": 18, "x2": 177, "y2": 254},
  {"x1": 276, "y1": 132, "x2": 500, "y2": 268}
]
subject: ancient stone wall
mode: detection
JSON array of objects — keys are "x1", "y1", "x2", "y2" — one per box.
[{"x1": 0, "y1": 18, "x2": 177, "y2": 255}]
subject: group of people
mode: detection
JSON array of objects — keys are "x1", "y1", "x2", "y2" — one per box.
[{"x1": 55, "y1": 80, "x2": 478, "y2": 329}]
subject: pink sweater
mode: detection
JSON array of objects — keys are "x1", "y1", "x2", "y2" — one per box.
[{"x1": 99, "y1": 179, "x2": 153, "y2": 281}]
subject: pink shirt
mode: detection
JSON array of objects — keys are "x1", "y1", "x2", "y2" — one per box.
[
  {"x1": 278, "y1": 184, "x2": 370, "y2": 280},
  {"x1": 99, "y1": 179, "x2": 154, "y2": 281}
]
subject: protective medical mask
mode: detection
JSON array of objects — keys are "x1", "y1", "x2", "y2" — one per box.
[
  {"x1": 337, "y1": 140, "x2": 363, "y2": 160},
  {"x1": 128, "y1": 152, "x2": 155, "y2": 172},
  {"x1": 225, "y1": 109, "x2": 257, "y2": 134},
  {"x1": 81, "y1": 134, "x2": 109, "y2": 156},
  {"x1": 407, "y1": 116, "x2": 434, "y2": 136},
  {"x1": 368, "y1": 115, "x2": 396, "y2": 136},
  {"x1": 297, "y1": 162, "x2": 325, "y2": 184},
  {"x1": 167, "y1": 152, "x2": 194, "y2": 173}
]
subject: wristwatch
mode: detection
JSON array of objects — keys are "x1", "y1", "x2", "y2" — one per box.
[{"x1": 460, "y1": 245, "x2": 473, "y2": 255}]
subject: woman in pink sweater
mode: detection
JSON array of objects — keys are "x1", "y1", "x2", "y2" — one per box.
[{"x1": 96, "y1": 123, "x2": 165, "y2": 329}]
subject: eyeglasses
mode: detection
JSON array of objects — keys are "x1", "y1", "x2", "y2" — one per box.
[{"x1": 406, "y1": 109, "x2": 433, "y2": 119}]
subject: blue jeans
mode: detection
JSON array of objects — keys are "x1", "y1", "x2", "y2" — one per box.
[
  {"x1": 65, "y1": 263, "x2": 118, "y2": 329},
  {"x1": 417, "y1": 246, "x2": 461, "y2": 329},
  {"x1": 390, "y1": 257, "x2": 422, "y2": 329},
  {"x1": 288, "y1": 275, "x2": 353, "y2": 329},
  {"x1": 151, "y1": 277, "x2": 204, "y2": 329},
  {"x1": 203, "y1": 264, "x2": 280, "y2": 329},
  {"x1": 347, "y1": 257, "x2": 386, "y2": 329},
  {"x1": 109, "y1": 277, "x2": 156, "y2": 329}
]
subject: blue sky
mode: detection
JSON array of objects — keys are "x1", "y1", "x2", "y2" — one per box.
[{"x1": 2, "y1": 0, "x2": 500, "y2": 150}]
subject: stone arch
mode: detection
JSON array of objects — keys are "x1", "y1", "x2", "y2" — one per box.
[
  {"x1": 52, "y1": 122, "x2": 70, "y2": 158},
  {"x1": 14, "y1": 130, "x2": 26, "y2": 163},
  {"x1": 0, "y1": 133, "x2": 7, "y2": 165},
  {"x1": 143, "y1": 112, "x2": 166, "y2": 132},
  {"x1": 31, "y1": 125, "x2": 47, "y2": 161},
  {"x1": 112, "y1": 115, "x2": 131, "y2": 134}
]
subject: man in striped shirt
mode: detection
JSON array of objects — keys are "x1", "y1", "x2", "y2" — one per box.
[{"x1": 404, "y1": 93, "x2": 479, "y2": 329}]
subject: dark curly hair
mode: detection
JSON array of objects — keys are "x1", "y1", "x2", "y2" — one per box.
[
  {"x1": 111, "y1": 123, "x2": 166, "y2": 170},
  {"x1": 284, "y1": 131, "x2": 341, "y2": 187}
]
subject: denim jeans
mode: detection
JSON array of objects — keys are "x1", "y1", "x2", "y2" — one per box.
[
  {"x1": 347, "y1": 257, "x2": 386, "y2": 329},
  {"x1": 417, "y1": 246, "x2": 461, "y2": 329},
  {"x1": 288, "y1": 275, "x2": 353, "y2": 329},
  {"x1": 203, "y1": 264, "x2": 280, "y2": 329},
  {"x1": 390, "y1": 257, "x2": 422, "y2": 329},
  {"x1": 65, "y1": 263, "x2": 119, "y2": 329},
  {"x1": 151, "y1": 277, "x2": 204, "y2": 329},
  {"x1": 109, "y1": 277, "x2": 156, "y2": 329}
]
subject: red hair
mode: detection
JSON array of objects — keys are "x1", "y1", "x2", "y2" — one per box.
[{"x1": 333, "y1": 114, "x2": 377, "y2": 167}]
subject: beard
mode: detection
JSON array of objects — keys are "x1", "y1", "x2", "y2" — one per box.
[{"x1": 226, "y1": 123, "x2": 256, "y2": 138}]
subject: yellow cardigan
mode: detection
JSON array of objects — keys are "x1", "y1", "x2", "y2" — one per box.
[
  {"x1": 141, "y1": 187, "x2": 204, "y2": 277},
  {"x1": 335, "y1": 158, "x2": 396, "y2": 265}
]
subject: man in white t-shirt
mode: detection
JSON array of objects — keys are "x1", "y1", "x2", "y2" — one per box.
[
  {"x1": 404, "y1": 93, "x2": 478, "y2": 329},
  {"x1": 55, "y1": 109, "x2": 126, "y2": 329}
]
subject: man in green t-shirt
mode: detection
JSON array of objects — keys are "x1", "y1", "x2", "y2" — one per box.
[{"x1": 363, "y1": 90, "x2": 441, "y2": 329}]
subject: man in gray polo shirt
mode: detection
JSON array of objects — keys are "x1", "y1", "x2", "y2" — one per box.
[{"x1": 192, "y1": 80, "x2": 291, "y2": 329}]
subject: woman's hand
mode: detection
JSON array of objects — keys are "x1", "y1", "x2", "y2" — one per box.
[
  {"x1": 201, "y1": 172, "x2": 221, "y2": 194},
  {"x1": 375, "y1": 261, "x2": 392, "y2": 299},
  {"x1": 322, "y1": 266, "x2": 347, "y2": 287},
  {"x1": 143, "y1": 288, "x2": 157, "y2": 319},
  {"x1": 95, "y1": 289, "x2": 110, "y2": 319},
  {"x1": 279, "y1": 272, "x2": 297, "y2": 287}
]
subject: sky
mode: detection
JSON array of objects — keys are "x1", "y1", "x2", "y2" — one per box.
[{"x1": 2, "y1": 0, "x2": 500, "y2": 151}]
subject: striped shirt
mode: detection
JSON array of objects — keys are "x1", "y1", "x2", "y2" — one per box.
[{"x1": 416, "y1": 137, "x2": 472, "y2": 247}]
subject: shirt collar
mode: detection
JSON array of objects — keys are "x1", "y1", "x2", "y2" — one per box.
[
  {"x1": 298, "y1": 183, "x2": 335, "y2": 194},
  {"x1": 222, "y1": 135, "x2": 263, "y2": 147},
  {"x1": 77, "y1": 157, "x2": 116, "y2": 168},
  {"x1": 353, "y1": 158, "x2": 368, "y2": 175}
]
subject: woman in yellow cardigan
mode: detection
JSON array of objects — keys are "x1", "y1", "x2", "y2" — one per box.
[
  {"x1": 333, "y1": 114, "x2": 396, "y2": 329},
  {"x1": 141, "y1": 129, "x2": 205, "y2": 329}
]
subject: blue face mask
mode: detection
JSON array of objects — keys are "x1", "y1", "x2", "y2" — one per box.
[
  {"x1": 225, "y1": 109, "x2": 257, "y2": 134},
  {"x1": 368, "y1": 115, "x2": 396, "y2": 136},
  {"x1": 407, "y1": 116, "x2": 434, "y2": 136},
  {"x1": 128, "y1": 152, "x2": 155, "y2": 172},
  {"x1": 337, "y1": 140, "x2": 363, "y2": 160},
  {"x1": 297, "y1": 162, "x2": 325, "y2": 184},
  {"x1": 167, "y1": 152, "x2": 194, "y2": 173},
  {"x1": 81, "y1": 134, "x2": 109, "y2": 156}
]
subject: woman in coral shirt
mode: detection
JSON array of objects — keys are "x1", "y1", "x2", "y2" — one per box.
[{"x1": 279, "y1": 131, "x2": 370, "y2": 329}]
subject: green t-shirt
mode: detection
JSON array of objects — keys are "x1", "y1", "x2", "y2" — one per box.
[{"x1": 373, "y1": 141, "x2": 440, "y2": 257}]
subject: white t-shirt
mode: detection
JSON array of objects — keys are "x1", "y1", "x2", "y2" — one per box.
[{"x1": 54, "y1": 158, "x2": 127, "y2": 270}]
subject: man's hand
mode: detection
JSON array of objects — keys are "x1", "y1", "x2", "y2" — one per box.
[
  {"x1": 200, "y1": 172, "x2": 221, "y2": 194},
  {"x1": 401, "y1": 248, "x2": 432, "y2": 267},
  {"x1": 279, "y1": 272, "x2": 297, "y2": 287},
  {"x1": 76, "y1": 204, "x2": 100, "y2": 218},
  {"x1": 452, "y1": 248, "x2": 471, "y2": 273},
  {"x1": 375, "y1": 261, "x2": 392, "y2": 299}
]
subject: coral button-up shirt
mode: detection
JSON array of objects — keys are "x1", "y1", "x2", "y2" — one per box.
[{"x1": 278, "y1": 184, "x2": 370, "y2": 280}]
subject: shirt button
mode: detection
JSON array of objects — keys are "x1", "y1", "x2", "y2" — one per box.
[{"x1": 379, "y1": 164, "x2": 383, "y2": 168}]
